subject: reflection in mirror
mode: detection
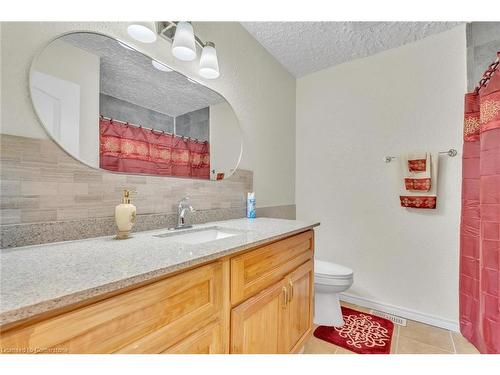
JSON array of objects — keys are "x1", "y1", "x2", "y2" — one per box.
[{"x1": 30, "y1": 32, "x2": 242, "y2": 180}]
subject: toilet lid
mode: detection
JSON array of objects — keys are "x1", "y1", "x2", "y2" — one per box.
[{"x1": 315, "y1": 259, "x2": 353, "y2": 278}]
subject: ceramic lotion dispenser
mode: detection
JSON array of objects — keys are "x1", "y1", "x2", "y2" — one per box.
[{"x1": 115, "y1": 190, "x2": 136, "y2": 239}]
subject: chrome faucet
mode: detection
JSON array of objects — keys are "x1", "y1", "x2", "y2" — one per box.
[{"x1": 175, "y1": 197, "x2": 195, "y2": 229}]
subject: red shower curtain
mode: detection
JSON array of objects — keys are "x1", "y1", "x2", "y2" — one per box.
[
  {"x1": 99, "y1": 117, "x2": 210, "y2": 179},
  {"x1": 460, "y1": 52, "x2": 500, "y2": 354}
]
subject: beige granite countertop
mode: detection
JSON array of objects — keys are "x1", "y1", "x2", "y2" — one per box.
[{"x1": 0, "y1": 218, "x2": 319, "y2": 328}]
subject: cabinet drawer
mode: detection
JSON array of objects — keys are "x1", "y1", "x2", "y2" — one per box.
[
  {"x1": 230, "y1": 230, "x2": 313, "y2": 306},
  {"x1": 1, "y1": 262, "x2": 223, "y2": 354},
  {"x1": 162, "y1": 321, "x2": 223, "y2": 354}
]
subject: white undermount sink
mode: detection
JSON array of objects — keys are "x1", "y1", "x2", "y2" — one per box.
[{"x1": 154, "y1": 226, "x2": 247, "y2": 245}]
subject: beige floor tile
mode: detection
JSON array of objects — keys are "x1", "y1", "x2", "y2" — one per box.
[
  {"x1": 398, "y1": 320, "x2": 455, "y2": 352},
  {"x1": 451, "y1": 332, "x2": 480, "y2": 354},
  {"x1": 389, "y1": 325, "x2": 399, "y2": 354},
  {"x1": 396, "y1": 336, "x2": 453, "y2": 354},
  {"x1": 303, "y1": 336, "x2": 338, "y2": 354},
  {"x1": 335, "y1": 346, "x2": 357, "y2": 354}
]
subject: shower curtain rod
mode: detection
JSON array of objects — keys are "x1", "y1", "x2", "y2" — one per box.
[
  {"x1": 474, "y1": 51, "x2": 500, "y2": 93},
  {"x1": 99, "y1": 115, "x2": 207, "y2": 143}
]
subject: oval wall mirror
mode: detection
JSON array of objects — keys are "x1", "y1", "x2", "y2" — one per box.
[{"x1": 29, "y1": 32, "x2": 242, "y2": 181}]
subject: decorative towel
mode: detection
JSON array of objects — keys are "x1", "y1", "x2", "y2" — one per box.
[
  {"x1": 404, "y1": 153, "x2": 431, "y2": 192},
  {"x1": 399, "y1": 152, "x2": 438, "y2": 209}
]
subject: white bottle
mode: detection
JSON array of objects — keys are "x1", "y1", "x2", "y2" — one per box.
[{"x1": 115, "y1": 190, "x2": 136, "y2": 240}]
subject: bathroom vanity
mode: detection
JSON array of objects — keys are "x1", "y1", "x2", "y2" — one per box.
[{"x1": 0, "y1": 218, "x2": 318, "y2": 354}]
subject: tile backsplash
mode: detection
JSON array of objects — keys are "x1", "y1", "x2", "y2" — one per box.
[{"x1": 0, "y1": 134, "x2": 252, "y2": 247}]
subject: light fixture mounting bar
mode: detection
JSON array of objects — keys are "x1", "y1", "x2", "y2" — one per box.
[{"x1": 156, "y1": 21, "x2": 207, "y2": 48}]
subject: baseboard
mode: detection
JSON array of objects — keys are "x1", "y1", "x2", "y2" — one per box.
[{"x1": 340, "y1": 293, "x2": 460, "y2": 332}]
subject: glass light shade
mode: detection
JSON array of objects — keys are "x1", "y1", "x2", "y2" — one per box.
[
  {"x1": 127, "y1": 24, "x2": 157, "y2": 43},
  {"x1": 198, "y1": 43, "x2": 220, "y2": 79},
  {"x1": 151, "y1": 60, "x2": 172, "y2": 72},
  {"x1": 172, "y1": 22, "x2": 197, "y2": 61}
]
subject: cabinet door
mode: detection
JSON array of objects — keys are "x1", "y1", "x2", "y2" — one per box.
[
  {"x1": 283, "y1": 260, "x2": 313, "y2": 352},
  {"x1": 230, "y1": 279, "x2": 288, "y2": 354}
]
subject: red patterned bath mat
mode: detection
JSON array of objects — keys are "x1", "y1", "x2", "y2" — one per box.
[{"x1": 314, "y1": 307, "x2": 394, "y2": 354}]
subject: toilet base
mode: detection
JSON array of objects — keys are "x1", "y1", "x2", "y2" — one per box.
[{"x1": 314, "y1": 292, "x2": 345, "y2": 327}]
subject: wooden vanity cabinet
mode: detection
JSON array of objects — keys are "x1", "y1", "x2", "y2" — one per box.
[{"x1": 0, "y1": 230, "x2": 314, "y2": 354}]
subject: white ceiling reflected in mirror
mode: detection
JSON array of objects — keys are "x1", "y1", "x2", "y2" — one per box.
[{"x1": 29, "y1": 32, "x2": 242, "y2": 181}]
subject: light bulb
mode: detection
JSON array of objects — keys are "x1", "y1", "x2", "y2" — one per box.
[
  {"x1": 172, "y1": 21, "x2": 196, "y2": 61},
  {"x1": 198, "y1": 42, "x2": 220, "y2": 79},
  {"x1": 127, "y1": 24, "x2": 157, "y2": 43},
  {"x1": 151, "y1": 60, "x2": 172, "y2": 72}
]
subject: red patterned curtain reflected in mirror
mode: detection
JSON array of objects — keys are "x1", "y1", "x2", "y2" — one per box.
[{"x1": 99, "y1": 117, "x2": 210, "y2": 179}]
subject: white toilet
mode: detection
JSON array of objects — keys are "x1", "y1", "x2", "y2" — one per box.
[{"x1": 314, "y1": 259, "x2": 354, "y2": 327}]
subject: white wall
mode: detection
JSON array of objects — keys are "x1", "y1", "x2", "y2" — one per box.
[
  {"x1": 32, "y1": 40, "x2": 100, "y2": 167},
  {"x1": 209, "y1": 101, "x2": 242, "y2": 179},
  {"x1": 0, "y1": 22, "x2": 296, "y2": 208},
  {"x1": 296, "y1": 26, "x2": 466, "y2": 328}
]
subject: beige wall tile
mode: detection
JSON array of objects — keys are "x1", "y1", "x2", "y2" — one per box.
[
  {"x1": 21, "y1": 209, "x2": 57, "y2": 223},
  {"x1": 0, "y1": 209, "x2": 21, "y2": 224},
  {"x1": 1, "y1": 196, "x2": 40, "y2": 210},
  {"x1": 73, "y1": 171, "x2": 103, "y2": 183},
  {"x1": 57, "y1": 208, "x2": 90, "y2": 221},
  {"x1": 1, "y1": 180, "x2": 20, "y2": 196},
  {"x1": 58, "y1": 182, "x2": 88, "y2": 195},
  {"x1": 21, "y1": 181, "x2": 58, "y2": 195}
]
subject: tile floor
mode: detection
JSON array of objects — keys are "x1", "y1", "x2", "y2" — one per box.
[{"x1": 303, "y1": 302, "x2": 480, "y2": 354}]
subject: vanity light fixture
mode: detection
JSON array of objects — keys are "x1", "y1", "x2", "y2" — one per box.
[
  {"x1": 156, "y1": 21, "x2": 220, "y2": 79},
  {"x1": 151, "y1": 59, "x2": 172, "y2": 72},
  {"x1": 127, "y1": 24, "x2": 157, "y2": 43}
]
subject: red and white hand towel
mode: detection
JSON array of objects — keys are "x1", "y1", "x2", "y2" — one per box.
[{"x1": 399, "y1": 152, "x2": 438, "y2": 209}]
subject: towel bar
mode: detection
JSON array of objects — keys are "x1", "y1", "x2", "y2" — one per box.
[{"x1": 384, "y1": 149, "x2": 457, "y2": 163}]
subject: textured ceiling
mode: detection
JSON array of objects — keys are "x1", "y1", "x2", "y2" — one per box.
[
  {"x1": 241, "y1": 22, "x2": 462, "y2": 77},
  {"x1": 61, "y1": 33, "x2": 224, "y2": 117}
]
